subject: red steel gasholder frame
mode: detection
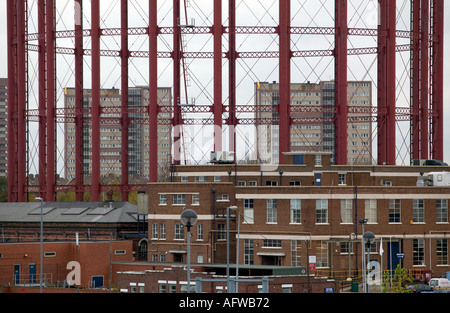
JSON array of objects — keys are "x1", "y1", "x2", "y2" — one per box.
[{"x1": 6, "y1": 0, "x2": 444, "y2": 202}]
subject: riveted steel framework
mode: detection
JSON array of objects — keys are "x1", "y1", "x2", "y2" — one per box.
[{"x1": 6, "y1": 0, "x2": 444, "y2": 202}]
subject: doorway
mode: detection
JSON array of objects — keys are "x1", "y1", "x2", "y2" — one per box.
[
  {"x1": 29, "y1": 264, "x2": 36, "y2": 284},
  {"x1": 387, "y1": 241, "x2": 400, "y2": 273}
]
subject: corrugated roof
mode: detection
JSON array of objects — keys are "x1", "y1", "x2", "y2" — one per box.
[{"x1": 0, "y1": 201, "x2": 139, "y2": 224}]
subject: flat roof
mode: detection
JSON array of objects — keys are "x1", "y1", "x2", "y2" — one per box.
[{"x1": 0, "y1": 201, "x2": 138, "y2": 224}]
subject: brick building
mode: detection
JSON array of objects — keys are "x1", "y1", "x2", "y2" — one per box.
[
  {"x1": 115, "y1": 264, "x2": 337, "y2": 293},
  {"x1": 0, "y1": 201, "x2": 145, "y2": 243},
  {"x1": 0, "y1": 240, "x2": 133, "y2": 289},
  {"x1": 0, "y1": 200, "x2": 148, "y2": 289},
  {"x1": 147, "y1": 152, "x2": 450, "y2": 283}
]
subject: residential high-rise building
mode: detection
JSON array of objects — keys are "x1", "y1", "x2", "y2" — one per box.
[
  {"x1": 64, "y1": 86, "x2": 172, "y2": 181},
  {"x1": 255, "y1": 81, "x2": 372, "y2": 165},
  {"x1": 0, "y1": 79, "x2": 8, "y2": 176}
]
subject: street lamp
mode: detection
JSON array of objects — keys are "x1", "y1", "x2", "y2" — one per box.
[
  {"x1": 227, "y1": 205, "x2": 237, "y2": 292},
  {"x1": 363, "y1": 231, "x2": 375, "y2": 293},
  {"x1": 359, "y1": 218, "x2": 368, "y2": 293},
  {"x1": 180, "y1": 209, "x2": 197, "y2": 293},
  {"x1": 35, "y1": 197, "x2": 44, "y2": 293}
]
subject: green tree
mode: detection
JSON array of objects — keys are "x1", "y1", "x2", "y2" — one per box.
[
  {"x1": 0, "y1": 177, "x2": 7, "y2": 202},
  {"x1": 390, "y1": 264, "x2": 413, "y2": 293}
]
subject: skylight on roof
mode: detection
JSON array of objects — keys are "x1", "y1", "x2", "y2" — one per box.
[
  {"x1": 61, "y1": 207, "x2": 90, "y2": 215},
  {"x1": 87, "y1": 206, "x2": 115, "y2": 215},
  {"x1": 29, "y1": 207, "x2": 56, "y2": 215}
]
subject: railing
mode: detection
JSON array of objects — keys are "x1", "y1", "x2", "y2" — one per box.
[
  {"x1": 316, "y1": 268, "x2": 433, "y2": 292},
  {"x1": 13, "y1": 273, "x2": 52, "y2": 286}
]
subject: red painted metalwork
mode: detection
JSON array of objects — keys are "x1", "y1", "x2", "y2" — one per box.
[
  {"x1": 91, "y1": 0, "x2": 101, "y2": 201},
  {"x1": 411, "y1": 0, "x2": 420, "y2": 160},
  {"x1": 38, "y1": 0, "x2": 46, "y2": 200},
  {"x1": 46, "y1": 0, "x2": 56, "y2": 201},
  {"x1": 431, "y1": 0, "x2": 444, "y2": 160},
  {"x1": 213, "y1": 0, "x2": 223, "y2": 152},
  {"x1": 148, "y1": 0, "x2": 159, "y2": 183},
  {"x1": 411, "y1": 0, "x2": 430, "y2": 161},
  {"x1": 7, "y1": 0, "x2": 17, "y2": 202},
  {"x1": 17, "y1": 0, "x2": 27, "y2": 202},
  {"x1": 24, "y1": 41, "x2": 412, "y2": 59},
  {"x1": 334, "y1": 0, "x2": 348, "y2": 165},
  {"x1": 6, "y1": 0, "x2": 446, "y2": 201},
  {"x1": 121, "y1": 0, "x2": 129, "y2": 201},
  {"x1": 228, "y1": 0, "x2": 237, "y2": 160},
  {"x1": 378, "y1": 0, "x2": 397, "y2": 165},
  {"x1": 420, "y1": 0, "x2": 430, "y2": 160},
  {"x1": 278, "y1": 0, "x2": 291, "y2": 165},
  {"x1": 173, "y1": 0, "x2": 182, "y2": 165},
  {"x1": 74, "y1": 0, "x2": 84, "y2": 202}
]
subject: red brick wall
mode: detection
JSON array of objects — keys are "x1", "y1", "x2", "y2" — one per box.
[
  {"x1": 115, "y1": 265, "x2": 338, "y2": 293},
  {"x1": 0, "y1": 240, "x2": 133, "y2": 289},
  {"x1": 147, "y1": 164, "x2": 450, "y2": 279}
]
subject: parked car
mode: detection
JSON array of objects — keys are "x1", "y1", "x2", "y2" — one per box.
[
  {"x1": 433, "y1": 289, "x2": 450, "y2": 293},
  {"x1": 429, "y1": 278, "x2": 450, "y2": 290},
  {"x1": 424, "y1": 159, "x2": 448, "y2": 166},
  {"x1": 406, "y1": 284, "x2": 434, "y2": 293}
]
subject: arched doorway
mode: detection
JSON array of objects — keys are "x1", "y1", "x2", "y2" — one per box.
[{"x1": 138, "y1": 239, "x2": 148, "y2": 261}]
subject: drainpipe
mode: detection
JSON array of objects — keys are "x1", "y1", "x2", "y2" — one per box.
[{"x1": 212, "y1": 188, "x2": 216, "y2": 263}]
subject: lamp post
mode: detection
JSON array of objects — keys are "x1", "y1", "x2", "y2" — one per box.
[
  {"x1": 35, "y1": 197, "x2": 44, "y2": 293},
  {"x1": 227, "y1": 205, "x2": 237, "y2": 292},
  {"x1": 363, "y1": 231, "x2": 375, "y2": 293},
  {"x1": 235, "y1": 211, "x2": 241, "y2": 293},
  {"x1": 180, "y1": 209, "x2": 197, "y2": 293},
  {"x1": 359, "y1": 218, "x2": 368, "y2": 292}
]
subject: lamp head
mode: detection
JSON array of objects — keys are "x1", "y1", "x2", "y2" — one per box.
[
  {"x1": 180, "y1": 209, "x2": 198, "y2": 229},
  {"x1": 363, "y1": 231, "x2": 375, "y2": 245}
]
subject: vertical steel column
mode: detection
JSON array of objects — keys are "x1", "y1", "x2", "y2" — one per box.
[
  {"x1": 279, "y1": 0, "x2": 291, "y2": 165},
  {"x1": 431, "y1": 0, "x2": 444, "y2": 160},
  {"x1": 411, "y1": 0, "x2": 430, "y2": 161},
  {"x1": 121, "y1": 0, "x2": 129, "y2": 200},
  {"x1": 386, "y1": 0, "x2": 397, "y2": 166},
  {"x1": 228, "y1": 0, "x2": 237, "y2": 160},
  {"x1": 335, "y1": 0, "x2": 348, "y2": 165},
  {"x1": 149, "y1": 0, "x2": 159, "y2": 183},
  {"x1": 213, "y1": 0, "x2": 223, "y2": 152},
  {"x1": 377, "y1": 0, "x2": 387, "y2": 165},
  {"x1": 38, "y1": 0, "x2": 47, "y2": 199},
  {"x1": 420, "y1": 0, "x2": 430, "y2": 160},
  {"x1": 74, "y1": 0, "x2": 84, "y2": 201},
  {"x1": 91, "y1": 0, "x2": 101, "y2": 200},
  {"x1": 173, "y1": 0, "x2": 182, "y2": 165},
  {"x1": 7, "y1": 0, "x2": 18, "y2": 202},
  {"x1": 411, "y1": 0, "x2": 421, "y2": 160},
  {"x1": 46, "y1": 0, "x2": 56, "y2": 201},
  {"x1": 377, "y1": 0, "x2": 396, "y2": 165},
  {"x1": 17, "y1": 0, "x2": 27, "y2": 202}
]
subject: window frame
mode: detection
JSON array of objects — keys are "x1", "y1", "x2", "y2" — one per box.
[{"x1": 316, "y1": 199, "x2": 328, "y2": 224}]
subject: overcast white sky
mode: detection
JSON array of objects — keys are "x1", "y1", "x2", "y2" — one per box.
[{"x1": 0, "y1": 0, "x2": 449, "y2": 166}]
